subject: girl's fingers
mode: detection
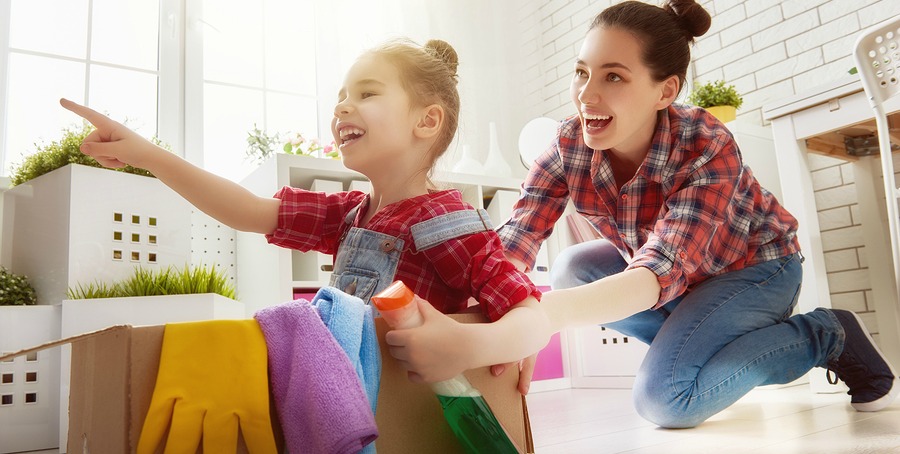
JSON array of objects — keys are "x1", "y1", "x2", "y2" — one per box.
[{"x1": 59, "y1": 98, "x2": 116, "y2": 130}]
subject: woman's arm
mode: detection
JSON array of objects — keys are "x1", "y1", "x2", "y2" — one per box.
[{"x1": 61, "y1": 99, "x2": 279, "y2": 234}]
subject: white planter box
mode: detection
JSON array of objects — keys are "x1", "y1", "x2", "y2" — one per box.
[
  {"x1": 0, "y1": 305, "x2": 62, "y2": 454},
  {"x1": 57, "y1": 293, "x2": 246, "y2": 451},
  {"x1": 0, "y1": 164, "x2": 193, "y2": 306}
]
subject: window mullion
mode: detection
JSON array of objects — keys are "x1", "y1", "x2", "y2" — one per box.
[
  {"x1": 183, "y1": 0, "x2": 204, "y2": 167},
  {"x1": 158, "y1": 0, "x2": 185, "y2": 158}
]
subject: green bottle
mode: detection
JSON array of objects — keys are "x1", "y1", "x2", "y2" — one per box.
[{"x1": 372, "y1": 281, "x2": 519, "y2": 453}]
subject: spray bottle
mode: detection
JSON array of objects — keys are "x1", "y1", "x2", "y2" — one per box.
[{"x1": 371, "y1": 280, "x2": 519, "y2": 454}]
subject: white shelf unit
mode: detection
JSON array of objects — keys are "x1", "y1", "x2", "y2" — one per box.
[{"x1": 236, "y1": 154, "x2": 529, "y2": 316}]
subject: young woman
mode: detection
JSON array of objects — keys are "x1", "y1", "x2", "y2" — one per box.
[
  {"x1": 60, "y1": 38, "x2": 546, "y2": 345},
  {"x1": 385, "y1": 0, "x2": 899, "y2": 428}
]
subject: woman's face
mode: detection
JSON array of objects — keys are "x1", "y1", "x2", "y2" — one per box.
[{"x1": 570, "y1": 26, "x2": 677, "y2": 157}]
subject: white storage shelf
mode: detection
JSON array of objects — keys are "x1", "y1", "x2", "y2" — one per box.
[{"x1": 236, "y1": 154, "x2": 527, "y2": 316}]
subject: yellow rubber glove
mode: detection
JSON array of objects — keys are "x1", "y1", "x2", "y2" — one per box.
[{"x1": 137, "y1": 319, "x2": 277, "y2": 454}]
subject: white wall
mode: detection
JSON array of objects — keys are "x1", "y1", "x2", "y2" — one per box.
[{"x1": 513, "y1": 0, "x2": 900, "y2": 323}]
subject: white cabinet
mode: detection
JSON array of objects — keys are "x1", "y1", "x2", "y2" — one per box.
[{"x1": 236, "y1": 154, "x2": 533, "y2": 315}]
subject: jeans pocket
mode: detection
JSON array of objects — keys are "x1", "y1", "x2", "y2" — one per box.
[{"x1": 329, "y1": 268, "x2": 381, "y2": 302}]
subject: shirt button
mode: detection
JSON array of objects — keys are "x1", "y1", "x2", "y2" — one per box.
[
  {"x1": 621, "y1": 194, "x2": 627, "y2": 200},
  {"x1": 619, "y1": 233, "x2": 626, "y2": 239}
]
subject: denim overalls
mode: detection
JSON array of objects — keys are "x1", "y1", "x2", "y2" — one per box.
[{"x1": 329, "y1": 202, "x2": 495, "y2": 306}]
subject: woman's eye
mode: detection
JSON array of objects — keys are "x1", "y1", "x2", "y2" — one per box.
[
  {"x1": 574, "y1": 68, "x2": 588, "y2": 78},
  {"x1": 361, "y1": 92, "x2": 376, "y2": 99},
  {"x1": 607, "y1": 73, "x2": 622, "y2": 82}
]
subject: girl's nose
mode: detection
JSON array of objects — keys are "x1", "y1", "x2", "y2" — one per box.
[{"x1": 334, "y1": 100, "x2": 352, "y2": 117}]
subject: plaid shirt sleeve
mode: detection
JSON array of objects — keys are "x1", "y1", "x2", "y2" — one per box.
[
  {"x1": 423, "y1": 230, "x2": 541, "y2": 322},
  {"x1": 626, "y1": 129, "x2": 745, "y2": 308},
  {"x1": 496, "y1": 135, "x2": 571, "y2": 271},
  {"x1": 264, "y1": 187, "x2": 365, "y2": 254}
]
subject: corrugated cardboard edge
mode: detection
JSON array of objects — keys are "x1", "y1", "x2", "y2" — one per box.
[{"x1": 0, "y1": 325, "x2": 130, "y2": 362}]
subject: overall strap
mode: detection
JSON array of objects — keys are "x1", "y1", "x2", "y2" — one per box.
[{"x1": 410, "y1": 208, "x2": 494, "y2": 251}]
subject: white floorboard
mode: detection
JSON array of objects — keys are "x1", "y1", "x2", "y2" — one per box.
[{"x1": 525, "y1": 384, "x2": 900, "y2": 453}]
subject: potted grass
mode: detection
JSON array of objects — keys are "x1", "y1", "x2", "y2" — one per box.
[
  {"x1": 62, "y1": 264, "x2": 245, "y2": 336},
  {"x1": 687, "y1": 80, "x2": 744, "y2": 123},
  {"x1": 1, "y1": 123, "x2": 195, "y2": 306}
]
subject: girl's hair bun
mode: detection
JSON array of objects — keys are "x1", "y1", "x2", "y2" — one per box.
[
  {"x1": 664, "y1": 0, "x2": 711, "y2": 40},
  {"x1": 425, "y1": 39, "x2": 459, "y2": 77}
]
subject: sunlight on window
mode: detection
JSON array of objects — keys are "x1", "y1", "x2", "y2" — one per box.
[
  {"x1": 89, "y1": 65, "x2": 158, "y2": 138},
  {"x1": 2, "y1": 0, "x2": 160, "y2": 176},
  {"x1": 91, "y1": 0, "x2": 159, "y2": 71},
  {"x1": 4, "y1": 54, "x2": 85, "y2": 172},
  {"x1": 9, "y1": 0, "x2": 88, "y2": 58},
  {"x1": 199, "y1": 0, "x2": 318, "y2": 181}
]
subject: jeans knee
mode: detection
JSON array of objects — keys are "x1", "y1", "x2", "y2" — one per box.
[
  {"x1": 549, "y1": 246, "x2": 583, "y2": 290},
  {"x1": 632, "y1": 380, "x2": 704, "y2": 429}
]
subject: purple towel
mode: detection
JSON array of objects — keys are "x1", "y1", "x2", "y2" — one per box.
[{"x1": 255, "y1": 300, "x2": 378, "y2": 454}]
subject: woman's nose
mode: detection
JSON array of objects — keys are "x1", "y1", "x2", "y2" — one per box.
[{"x1": 578, "y1": 80, "x2": 599, "y2": 104}]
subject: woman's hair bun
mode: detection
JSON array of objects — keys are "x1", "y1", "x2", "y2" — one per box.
[
  {"x1": 425, "y1": 39, "x2": 459, "y2": 77},
  {"x1": 664, "y1": 0, "x2": 711, "y2": 40}
]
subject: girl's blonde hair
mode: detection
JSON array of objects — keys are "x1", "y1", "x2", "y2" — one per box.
[{"x1": 364, "y1": 38, "x2": 461, "y2": 177}]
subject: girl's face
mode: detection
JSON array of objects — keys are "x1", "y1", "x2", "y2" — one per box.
[
  {"x1": 570, "y1": 26, "x2": 678, "y2": 157},
  {"x1": 332, "y1": 54, "x2": 422, "y2": 175}
]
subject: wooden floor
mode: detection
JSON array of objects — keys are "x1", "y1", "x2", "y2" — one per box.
[
  {"x1": 23, "y1": 383, "x2": 900, "y2": 453},
  {"x1": 525, "y1": 384, "x2": 900, "y2": 453}
]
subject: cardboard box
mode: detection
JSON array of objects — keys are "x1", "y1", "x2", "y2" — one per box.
[{"x1": 0, "y1": 313, "x2": 533, "y2": 453}]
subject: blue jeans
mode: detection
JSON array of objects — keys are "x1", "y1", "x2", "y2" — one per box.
[{"x1": 551, "y1": 239, "x2": 844, "y2": 428}]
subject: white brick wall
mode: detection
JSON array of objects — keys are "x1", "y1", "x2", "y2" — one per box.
[{"x1": 516, "y1": 0, "x2": 900, "y2": 324}]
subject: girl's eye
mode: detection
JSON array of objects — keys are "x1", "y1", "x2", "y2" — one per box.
[
  {"x1": 361, "y1": 92, "x2": 376, "y2": 99},
  {"x1": 574, "y1": 68, "x2": 588, "y2": 78},
  {"x1": 607, "y1": 73, "x2": 622, "y2": 82}
]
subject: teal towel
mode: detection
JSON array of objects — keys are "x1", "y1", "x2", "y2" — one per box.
[{"x1": 313, "y1": 287, "x2": 382, "y2": 415}]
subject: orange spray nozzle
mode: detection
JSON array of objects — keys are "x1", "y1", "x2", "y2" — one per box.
[{"x1": 371, "y1": 280, "x2": 415, "y2": 311}]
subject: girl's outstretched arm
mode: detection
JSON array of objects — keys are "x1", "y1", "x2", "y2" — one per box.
[{"x1": 60, "y1": 98, "x2": 279, "y2": 234}]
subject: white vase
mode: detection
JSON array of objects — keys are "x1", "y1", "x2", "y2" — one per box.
[
  {"x1": 484, "y1": 122, "x2": 512, "y2": 177},
  {"x1": 451, "y1": 144, "x2": 484, "y2": 175}
]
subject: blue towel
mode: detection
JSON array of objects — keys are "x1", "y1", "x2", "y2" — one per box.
[{"x1": 312, "y1": 286, "x2": 382, "y2": 414}]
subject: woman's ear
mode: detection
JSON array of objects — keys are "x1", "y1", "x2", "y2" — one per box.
[
  {"x1": 415, "y1": 104, "x2": 444, "y2": 139},
  {"x1": 656, "y1": 75, "x2": 680, "y2": 110}
]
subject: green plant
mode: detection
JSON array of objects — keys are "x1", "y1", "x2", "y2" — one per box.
[
  {"x1": 9, "y1": 122, "x2": 166, "y2": 187},
  {"x1": 246, "y1": 124, "x2": 339, "y2": 164},
  {"x1": 67, "y1": 264, "x2": 236, "y2": 300},
  {"x1": 687, "y1": 80, "x2": 744, "y2": 109},
  {"x1": 0, "y1": 267, "x2": 38, "y2": 306}
]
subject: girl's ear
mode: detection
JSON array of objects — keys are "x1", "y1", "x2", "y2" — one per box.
[
  {"x1": 415, "y1": 104, "x2": 444, "y2": 139},
  {"x1": 655, "y1": 75, "x2": 680, "y2": 110}
]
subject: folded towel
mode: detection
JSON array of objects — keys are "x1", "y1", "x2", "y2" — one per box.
[
  {"x1": 312, "y1": 287, "x2": 382, "y2": 414},
  {"x1": 255, "y1": 300, "x2": 377, "y2": 454}
]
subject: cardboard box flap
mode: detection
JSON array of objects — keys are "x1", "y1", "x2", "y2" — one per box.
[{"x1": 0, "y1": 324, "x2": 131, "y2": 362}]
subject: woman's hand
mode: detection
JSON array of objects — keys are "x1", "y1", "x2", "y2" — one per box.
[
  {"x1": 384, "y1": 298, "x2": 477, "y2": 384},
  {"x1": 491, "y1": 355, "x2": 537, "y2": 395},
  {"x1": 59, "y1": 98, "x2": 163, "y2": 170}
]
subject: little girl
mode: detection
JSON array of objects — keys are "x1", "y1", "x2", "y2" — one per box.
[{"x1": 60, "y1": 39, "x2": 549, "y2": 374}]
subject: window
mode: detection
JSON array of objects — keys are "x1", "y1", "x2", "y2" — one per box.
[
  {"x1": 1, "y1": 0, "x2": 320, "y2": 182},
  {"x1": 0, "y1": 0, "x2": 161, "y2": 177}
]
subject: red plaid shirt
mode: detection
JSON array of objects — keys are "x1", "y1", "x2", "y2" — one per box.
[
  {"x1": 266, "y1": 188, "x2": 540, "y2": 321},
  {"x1": 497, "y1": 104, "x2": 800, "y2": 309}
]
